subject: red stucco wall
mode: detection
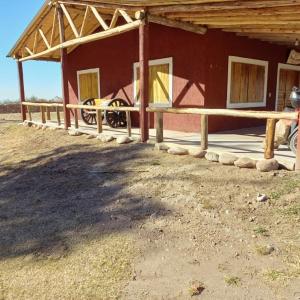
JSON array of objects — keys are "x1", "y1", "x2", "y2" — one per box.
[{"x1": 66, "y1": 24, "x2": 290, "y2": 133}]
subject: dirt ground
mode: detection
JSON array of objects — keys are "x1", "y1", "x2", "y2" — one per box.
[{"x1": 0, "y1": 115, "x2": 299, "y2": 300}]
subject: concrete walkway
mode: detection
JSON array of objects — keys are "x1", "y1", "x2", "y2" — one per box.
[{"x1": 71, "y1": 122, "x2": 295, "y2": 165}]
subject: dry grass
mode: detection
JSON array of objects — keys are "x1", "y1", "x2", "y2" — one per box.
[{"x1": 0, "y1": 235, "x2": 134, "y2": 300}]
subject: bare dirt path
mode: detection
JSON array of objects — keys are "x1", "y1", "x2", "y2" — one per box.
[{"x1": 0, "y1": 119, "x2": 299, "y2": 300}]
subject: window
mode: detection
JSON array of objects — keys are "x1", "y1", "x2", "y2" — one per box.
[
  {"x1": 133, "y1": 57, "x2": 173, "y2": 107},
  {"x1": 77, "y1": 68, "x2": 100, "y2": 102},
  {"x1": 227, "y1": 56, "x2": 268, "y2": 108}
]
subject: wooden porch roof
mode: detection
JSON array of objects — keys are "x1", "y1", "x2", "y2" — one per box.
[{"x1": 8, "y1": 0, "x2": 300, "y2": 62}]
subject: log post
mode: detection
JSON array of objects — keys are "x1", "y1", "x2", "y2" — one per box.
[
  {"x1": 41, "y1": 106, "x2": 46, "y2": 124},
  {"x1": 96, "y1": 109, "x2": 102, "y2": 134},
  {"x1": 296, "y1": 111, "x2": 300, "y2": 171},
  {"x1": 58, "y1": 7, "x2": 71, "y2": 130},
  {"x1": 28, "y1": 106, "x2": 32, "y2": 122},
  {"x1": 17, "y1": 60, "x2": 26, "y2": 122},
  {"x1": 139, "y1": 12, "x2": 149, "y2": 142},
  {"x1": 156, "y1": 112, "x2": 163, "y2": 143},
  {"x1": 56, "y1": 106, "x2": 61, "y2": 126},
  {"x1": 201, "y1": 114, "x2": 208, "y2": 150},
  {"x1": 264, "y1": 119, "x2": 277, "y2": 159},
  {"x1": 126, "y1": 111, "x2": 132, "y2": 137},
  {"x1": 46, "y1": 107, "x2": 51, "y2": 121},
  {"x1": 74, "y1": 109, "x2": 79, "y2": 129}
]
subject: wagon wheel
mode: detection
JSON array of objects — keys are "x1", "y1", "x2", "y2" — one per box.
[
  {"x1": 80, "y1": 98, "x2": 99, "y2": 125},
  {"x1": 105, "y1": 98, "x2": 128, "y2": 128}
]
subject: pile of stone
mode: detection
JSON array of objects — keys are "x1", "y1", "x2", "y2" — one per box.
[{"x1": 154, "y1": 143, "x2": 295, "y2": 172}]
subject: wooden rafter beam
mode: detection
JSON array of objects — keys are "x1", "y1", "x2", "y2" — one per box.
[
  {"x1": 119, "y1": 9, "x2": 133, "y2": 24},
  {"x1": 110, "y1": 9, "x2": 120, "y2": 29},
  {"x1": 20, "y1": 19, "x2": 142, "y2": 62},
  {"x1": 90, "y1": 6, "x2": 109, "y2": 30},
  {"x1": 38, "y1": 28, "x2": 51, "y2": 49},
  {"x1": 60, "y1": 3, "x2": 79, "y2": 38},
  {"x1": 25, "y1": 47, "x2": 34, "y2": 56},
  {"x1": 148, "y1": 14, "x2": 207, "y2": 35},
  {"x1": 50, "y1": 6, "x2": 57, "y2": 47}
]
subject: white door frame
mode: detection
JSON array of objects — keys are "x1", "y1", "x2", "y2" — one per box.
[{"x1": 275, "y1": 63, "x2": 300, "y2": 111}]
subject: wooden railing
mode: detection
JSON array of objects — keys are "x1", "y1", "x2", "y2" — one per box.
[
  {"x1": 22, "y1": 102, "x2": 64, "y2": 126},
  {"x1": 66, "y1": 104, "x2": 139, "y2": 137},
  {"x1": 147, "y1": 107, "x2": 299, "y2": 159}
]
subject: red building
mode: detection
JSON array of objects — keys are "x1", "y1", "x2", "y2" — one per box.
[{"x1": 8, "y1": 0, "x2": 300, "y2": 135}]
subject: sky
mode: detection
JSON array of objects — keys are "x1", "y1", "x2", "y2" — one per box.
[{"x1": 0, "y1": 0, "x2": 61, "y2": 101}]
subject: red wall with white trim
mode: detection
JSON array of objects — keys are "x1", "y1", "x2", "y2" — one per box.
[{"x1": 66, "y1": 23, "x2": 290, "y2": 133}]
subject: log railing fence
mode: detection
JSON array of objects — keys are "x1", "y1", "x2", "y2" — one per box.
[
  {"x1": 21, "y1": 102, "x2": 299, "y2": 161},
  {"x1": 147, "y1": 107, "x2": 299, "y2": 160},
  {"x1": 22, "y1": 102, "x2": 64, "y2": 127},
  {"x1": 66, "y1": 104, "x2": 139, "y2": 137}
]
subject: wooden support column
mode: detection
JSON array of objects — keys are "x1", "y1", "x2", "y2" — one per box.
[
  {"x1": 156, "y1": 112, "x2": 163, "y2": 143},
  {"x1": 201, "y1": 115, "x2": 208, "y2": 150},
  {"x1": 58, "y1": 7, "x2": 71, "y2": 130},
  {"x1": 56, "y1": 106, "x2": 61, "y2": 126},
  {"x1": 126, "y1": 111, "x2": 132, "y2": 137},
  {"x1": 96, "y1": 110, "x2": 102, "y2": 134},
  {"x1": 264, "y1": 119, "x2": 276, "y2": 159},
  {"x1": 296, "y1": 111, "x2": 300, "y2": 171},
  {"x1": 139, "y1": 13, "x2": 149, "y2": 142},
  {"x1": 74, "y1": 109, "x2": 79, "y2": 129},
  {"x1": 17, "y1": 60, "x2": 26, "y2": 122}
]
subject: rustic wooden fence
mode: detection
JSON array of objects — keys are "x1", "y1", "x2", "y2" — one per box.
[
  {"x1": 66, "y1": 104, "x2": 139, "y2": 137},
  {"x1": 21, "y1": 102, "x2": 299, "y2": 160},
  {"x1": 147, "y1": 107, "x2": 299, "y2": 160},
  {"x1": 22, "y1": 102, "x2": 64, "y2": 126}
]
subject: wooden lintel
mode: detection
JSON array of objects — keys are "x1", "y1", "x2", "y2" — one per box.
[{"x1": 148, "y1": 15, "x2": 207, "y2": 35}]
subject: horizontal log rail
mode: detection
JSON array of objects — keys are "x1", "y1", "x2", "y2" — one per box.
[
  {"x1": 66, "y1": 104, "x2": 137, "y2": 136},
  {"x1": 22, "y1": 102, "x2": 64, "y2": 108},
  {"x1": 66, "y1": 104, "x2": 139, "y2": 112},
  {"x1": 146, "y1": 107, "x2": 298, "y2": 120}
]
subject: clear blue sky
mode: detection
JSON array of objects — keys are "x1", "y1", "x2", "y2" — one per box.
[{"x1": 0, "y1": 0, "x2": 61, "y2": 101}]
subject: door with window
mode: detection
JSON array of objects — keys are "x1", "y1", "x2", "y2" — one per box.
[
  {"x1": 276, "y1": 65, "x2": 300, "y2": 111},
  {"x1": 134, "y1": 57, "x2": 173, "y2": 107},
  {"x1": 77, "y1": 68, "x2": 100, "y2": 102}
]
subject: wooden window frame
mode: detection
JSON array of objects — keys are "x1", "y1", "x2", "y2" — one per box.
[
  {"x1": 227, "y1": 56, "x2": 268, "y2": 109},
  {"x1": 275, "y1": 63, "x2": 300, "y2": 111},
  {"x1": 77, "y1": 68, "x2": 100, "y2": 103},
  {"x1": 133, "y1": 57, "x2": 173, "y2": 108}
]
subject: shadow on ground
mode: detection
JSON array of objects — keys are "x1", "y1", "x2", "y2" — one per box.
[{"x1": 0, "y1": 143, "x2": 169, "y2": 260}]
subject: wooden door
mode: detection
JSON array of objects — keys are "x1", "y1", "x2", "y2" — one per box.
[
  {"x1": 277, "y1": 68, "x2": 300, "y2": 111},
  {"x1": 135, "y1": 63, "x2": 170, "y2": 105},
  {"x1": 78, "y1": 71, "x2": 99, "y2": 101}
]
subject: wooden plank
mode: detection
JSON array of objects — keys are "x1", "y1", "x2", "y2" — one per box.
[
  {"x1": 110, "y1": 9, "x2": 120, "y2": 29},
  {"x1": 119, "y1": 9, "x2": 133, "y2": 24},
  {"x1": 126, "y1": 111, "x2": 132, "y2": 137},
  {"x1": 96, "y1": 109, "x2": 102, "y2": 133},
  {"x1": 39, "y1": 28, "x2": 51, "y2": 49},
  {"x1": 155, "y1": 112, "x2": 164, "y2": 143},
  {"x1": 264, "y1": 119, "x2": 277, "y2": 159}
]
